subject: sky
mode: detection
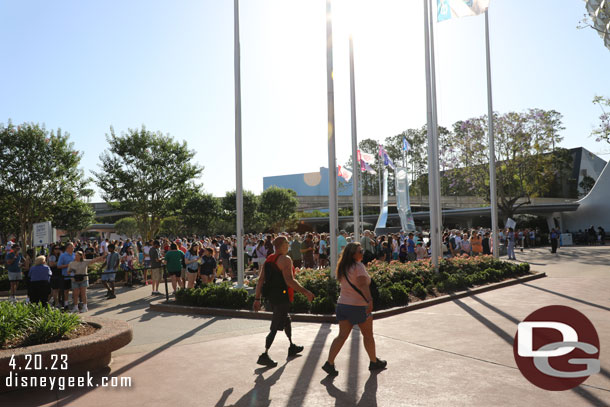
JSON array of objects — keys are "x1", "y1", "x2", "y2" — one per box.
[{"x1": 1, "y1": 0, "x2": 609, "y2": 201}]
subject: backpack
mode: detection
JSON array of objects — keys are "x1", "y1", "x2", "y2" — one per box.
[{"x1": 261, "y1": 255, "x2": 290, "y2": 304}]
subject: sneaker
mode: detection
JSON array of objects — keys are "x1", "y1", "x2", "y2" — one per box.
[
  {"x1": 108, "y1": 292, "x2": 116, "y2": 299},
  {"x1": 145, "y1": 281, "x2": 149, "y2": 286},
  {"x1": 80, "y1": 304, "x2": 88, "y2": 313},
  {"x1": 256, "y1": 352, "x2": 278, "y2": 367},
  {"x1": 368, "y1": 358, "x2": 387, "y2": 371},
  {"x1": 9, "y1": 296, "x2": 16, "y2": 303},
  {"x1": 71, "y1": 306, "x2": 79, "y2": 313},
  {"x1": 288, "y1": 344, "x2": 304, "y2": 357},
  {"x1": 321, "y1": 361, "x2": 338, "y2": 377},
  {"x1": 105, "y1": 291, "x2": 111, "y2": 298}
]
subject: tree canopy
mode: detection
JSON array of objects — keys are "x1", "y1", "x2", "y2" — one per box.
[{"x1": 94, "y1": 126, "x2": 203, "y2": 240}]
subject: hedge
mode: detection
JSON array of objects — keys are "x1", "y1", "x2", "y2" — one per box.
[{"x1": 175, "y1": 255, "x2": 531, "y2": 314}]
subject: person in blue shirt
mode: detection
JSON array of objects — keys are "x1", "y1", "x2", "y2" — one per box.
[
  {"x1": 5, "y1": 244, "x2": 24, "y2": 302},
  {"x1": 28, "y1": 256, "x2": 52, "y2": 305},
  {"x1": 337, "y1": 231, "x2": 348, "y2": 255},
  {"x1": 407, "y1": 233, "x2": 416, "y2": 262},
  {"x1": 57, "y1": 243, "x2": 76, "y2": 309},
  {"x1": 550, "y1": 228, "x2": 559, "y2": 254}
]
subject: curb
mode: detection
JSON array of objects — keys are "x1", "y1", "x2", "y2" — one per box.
[{"x1": 149, "y1": 272, "x2": 546, "y2": 323}]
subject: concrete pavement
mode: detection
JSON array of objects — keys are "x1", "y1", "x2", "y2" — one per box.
[{"x1": 1, "y1": 245, "x2": 609, "y2": 406}]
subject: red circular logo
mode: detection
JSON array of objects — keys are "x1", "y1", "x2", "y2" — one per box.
[{"x1": 513, "y1": 305, "x2": 600, "y2": 391}]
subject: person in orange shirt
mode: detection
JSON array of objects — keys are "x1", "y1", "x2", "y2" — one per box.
[{"x1": 470, "y1": 232, "x2": 483, "y2": 256}]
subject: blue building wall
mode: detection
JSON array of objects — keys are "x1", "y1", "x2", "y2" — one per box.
[{"x1": 263, "y1": 167, "x2": 353, "y2": 196}]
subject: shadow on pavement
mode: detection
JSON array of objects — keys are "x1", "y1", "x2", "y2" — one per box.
[
  {"x1": 217, "y1": 363, "x2": 287, "y2": 407},
  {"x1": 522, "y1": 283, "x2": 610, "y2": 312},
  {"x1": 453, "y1": 298, "x2": 609, "y2": 407},
  {"x1": 320, "y1": 371, "x2": 380, "y2": 407}
]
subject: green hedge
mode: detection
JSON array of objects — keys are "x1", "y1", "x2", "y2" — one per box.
[
  {"x1": 0, "y1": 302, "x2": 82, "y2": 349},
  {"x1": 178, "y1": 256, "x2": 531, "y2": 315}
]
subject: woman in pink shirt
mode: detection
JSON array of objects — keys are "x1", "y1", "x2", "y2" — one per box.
[{"x1": 321, "y1": 243, "x2": 387, "y2": 376}]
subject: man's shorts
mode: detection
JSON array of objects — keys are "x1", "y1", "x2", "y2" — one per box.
[
  {"x1": 8, "y1": 271, "x2": 22, "y2": 281},
  {"x1": 269, "y1": 302, "x2": 291, "y2": 332},
  {"x1": 101, "y1": 270, "x2": 116, "y2": 282},
  {"x1": 151, "y1": 267, "x2": 163, "y2": 281},
  {"x1": 221, "y1": 258, "x2": 231, "y2": 272},
  {"x1": 168, "y1": 270, "x2": 181, "y2": 278},
  {"x1": 61, "y1": 278, "x2": 72, "y2": 290},
  {"x1": 336, "y1": 303, "x2": 368, "y2": 325},
  {"x1": 50, "y1": 276, "x2": 62, "y2": 290}
]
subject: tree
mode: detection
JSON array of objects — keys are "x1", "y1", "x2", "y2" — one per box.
[
  {"x1": 159, "y1": 216, "x2": 185, "y2": 237},
  {"x1": 591, "y1": 96, "x2": 610, "y2": 144},
  {"x1": 52, "y1": 199, "x2": 96, "y2": 239},
  {"x1": 94, "y1": 126, "x2": 203, "y2": 240},
  {"x1": 0, "y1": 121, "x2": 91, "y2": 247},
  {"x1": 445, "y1": 109, "x2": 570, "y2": 219},
  {"x1": 182, "y1": 192, "x2": 222, "y2": 235},
  {"x1": 259, "y1": 187, "x2": 298, "y2": 232},
  {"x1": 114, "y1": 217, "x2": 140, "y2": 238},
  {"x1": 222, "y1": 190, "x2": 261, "y2": 233},
  {"x1": 579, "y1": 175, "x2": 596, "y2": 197}
]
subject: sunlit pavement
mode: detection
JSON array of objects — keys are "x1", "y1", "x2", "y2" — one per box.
[{"x1": 1, "y1": 246, "x2": 609, "y2": 406}]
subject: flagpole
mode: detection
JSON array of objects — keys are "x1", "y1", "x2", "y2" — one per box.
[
  {"x1": 485, "y1": 10, "x2": 499, "y2": 259},
  {"x1": 349, "y1": 35, "x2": 360, "y2": 243},
  {"x1": 428, "y1": 0, "x2": 443, "y2": 237},
  {"x1": 326, "y1": 0, "x2": 338, "y2": 278},
  {"x1": 423, "y1": 0, "x2": 441, "y2": 271},
  {"x1": 234, "y1": 0, "x2": 244, "y2": 287}
]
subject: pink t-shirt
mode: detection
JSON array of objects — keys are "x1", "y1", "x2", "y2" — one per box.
[{"x1": 337, "y1": 262, "x2": 371, "y2": 306}]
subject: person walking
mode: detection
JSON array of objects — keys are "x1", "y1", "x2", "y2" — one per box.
[
  {"x1": 550, "y1": 228, "x2": 559, "y2": 254},
  {"x1": 321, "y1": 242, "x2": 387, "y2": 376},
  {"x1": 253, "y1": 236, "x2": 315, "y2": 367}
]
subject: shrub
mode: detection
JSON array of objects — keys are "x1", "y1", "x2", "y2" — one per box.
[
  {"x1": 411, "y1": 282, "x2": 427, "y2": 299},
  {"x1": 290, "y1": 292, "x2": 312, "y2": 313},
  {"x1": 175, "y1": 284, "x2": 250, "y2": 309},
  {"x1": 388, "y1": 283, "x2": 409, "y2": 306},
  {"x1": 311, "y1": 296, "x2": 336, "y2": 314},
  {"x1": 1, "y1": 302, "x2": 81, "y2": 349}
]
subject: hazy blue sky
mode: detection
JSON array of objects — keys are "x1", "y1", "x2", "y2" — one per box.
[{"x1": 1, "y1": 0, "x2": 609, "y2": 200}]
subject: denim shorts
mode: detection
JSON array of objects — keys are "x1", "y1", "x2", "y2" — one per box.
[
  {"x1": 8, "y1": 271, "x2": 22, "y2": 281},
  {"x1": 101, "y1": 270, "x2": 116, "y2": 282},
  {"x1": 71, "y1": 278, "x2": 89, "y2": 289},
  {"x1": 336, "y1": 303, "x2": 369, "y2": 325}
]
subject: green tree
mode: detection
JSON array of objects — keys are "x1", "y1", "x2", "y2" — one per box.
[
  {"x1": 259, "y1": 187, "x2": 298, "y2": 232},
  {"x1": 591, "y1": 96, "x2": 610, "y2": 144},
  {"x1": 0, "y1": 121, "x2": 91, "y2": 247},
  {"x1": 52, "y1": 198, "x2": 96, "y2": 239},
  {"x1": 114, "y1": 217, "x2": 139, "y2": 238},
  {"x1": 579, "y1": 175, "x2": 596, "y2": 197},
  {"x1": 182, "y1": 192, "x2": 222, "y2": 235},
  {"x1": 222, "y1": 190, "x2": 261, "y2": 233},
  {"x1": 94, "y1": 126, "x2": 203, "y2": 240},
  {"x1": 159, "y1": 216, "x2": 185, "y2": 237},
  {"x1": 446, "y1": 109, "x2": 570, "y2": 219}
]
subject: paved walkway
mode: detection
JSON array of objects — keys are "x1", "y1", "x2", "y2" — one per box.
[{"x1": 1, "y1": 246, "x2": 609, "y2": 406}]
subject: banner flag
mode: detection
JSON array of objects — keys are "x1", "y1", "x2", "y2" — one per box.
[
  {"x1": 396, "y1": 167, "x2": 416, "y2": 232},
  {"x1": 374, "y1": 169, "x2": 389, "y2": 232},
  {"x1": 361, "y1": 160, "x2": 377, "y2": 175},
  {"x1": 358, "y1": 149, "x2": 375, "y2": 165},
  {"x1": 383, "y1": 153, "x2": 396, "y2": 170},
  {"x1": 403, "y1": 138, "x2": 411, "y2": 152},
  {"x1": 338, "y1": 165, "x2": 352, "y2": 182},
  {"x1": 437, "y1": 0, "x2": 490, "y2": 22}
]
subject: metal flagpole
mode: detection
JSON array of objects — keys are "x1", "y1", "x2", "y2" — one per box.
[
  {"x1": 234, "y1": 0, "x2": 244, "y2": 287},
  {"x1": 485, "y1": 10, "x2": 499, "y2": 259},
  {"x1": 428, "y1": 0, "x2": 443, "y2": 238},
  {"x1": 360, "y1": 175, "x2": 364, "y2": 236},
  {"x1": 326, "y1": 0, "x2": 338, "y2": 278},
  {"x1": 349, "y1": 35, "x2": 360, "y2": 243},
  {"x1": 423, "y1": 0, "x2": 441, "y2": 271}
]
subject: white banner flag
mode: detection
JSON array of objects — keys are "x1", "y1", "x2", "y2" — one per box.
[
  {"x1": 437, "y1": 0, "x2": 489, "y2": 22},
  {"x1": 357, "y1": 150, "x2": 375, "y2": 165},
  {"x1": 338, "y1": 165, "x2": 352, "y2": 182}
]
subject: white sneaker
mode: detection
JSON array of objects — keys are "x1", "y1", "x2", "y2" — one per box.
[
  {"x1": 71, "y1": 306, "x2": 79, "y2": 313},
  {"x1": 80, "y1": 304, "x2": 88, "y2": 313},
  {"x1": 9, "y1": 296, "x2": 16, "y2": 303}
]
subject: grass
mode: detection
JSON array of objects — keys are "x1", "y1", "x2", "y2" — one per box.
[{"x1": 0, "y1": 301, "x2": 82, "y2": 349}]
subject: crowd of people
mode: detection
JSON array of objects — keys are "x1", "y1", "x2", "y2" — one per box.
[{"x1": 0, "y1": 224, "x2": 606, "y2": 313}]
